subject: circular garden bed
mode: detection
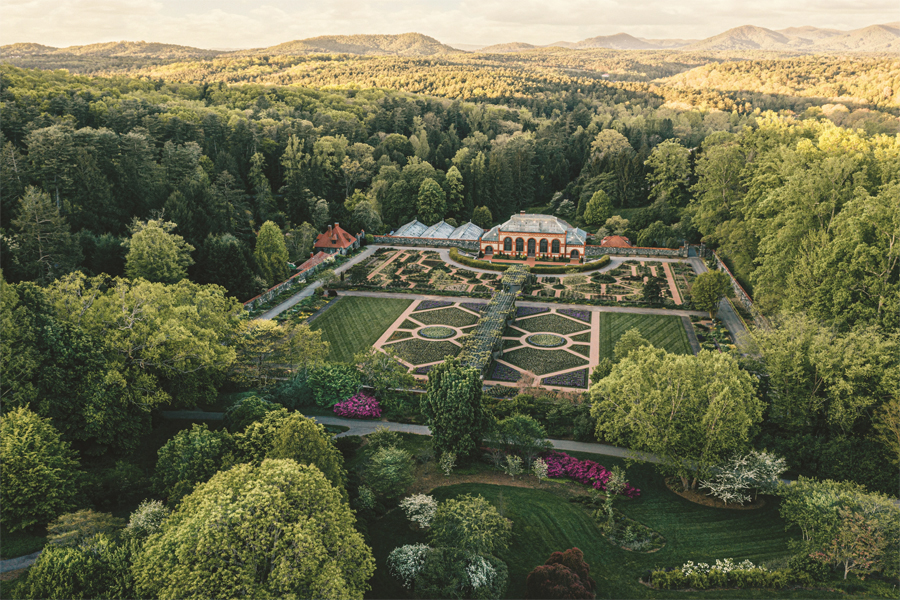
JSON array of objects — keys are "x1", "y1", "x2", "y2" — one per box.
[
  {"x1": 526, "y1": 333, "x2": 566, "y2": 348},
  {"x1": 419, "y1": 326, "x2": 456, "y2": 339}
]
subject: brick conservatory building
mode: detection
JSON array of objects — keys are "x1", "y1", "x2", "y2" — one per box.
[{"x1": 480, "y1": 212, "x2": 588, "y2": 261}]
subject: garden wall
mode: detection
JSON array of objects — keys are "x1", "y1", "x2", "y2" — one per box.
[
  {"x1": 585, "y1": 244, "x2": 688, "y2": 258},
  {"x1": 711, "y1": 251, "x2": 770, "y2": 329},
  {"x1": 371, "y1": 235, "x2": 480, "y2": 252},
  {"x1": 243, "y1": 259, "x2": 330, "y2": 311}
]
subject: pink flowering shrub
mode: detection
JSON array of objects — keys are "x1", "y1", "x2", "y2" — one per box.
[
  {"x1": 542, "y1": 451, "x2": 640, "y2": 498},
  {"x1": 333, "y1": 393, "x2": 382, "y2": 419}
]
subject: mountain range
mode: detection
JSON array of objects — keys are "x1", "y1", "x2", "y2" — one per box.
[{"x1": 2, "y1": 24, "x2": 897, "y2": 62}]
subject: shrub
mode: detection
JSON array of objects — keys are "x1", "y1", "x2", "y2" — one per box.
[
  {"x1": 154, "y1": 423, "x2": 234, "y2": 504},
  {"x1": 125, "y1": 500, "x2": 169, "y2": 543},
  {"x1": 542, "y1": 451, "x2": 640, "y2": 497},
  {"x1": 333, "y1": 393, "x2": 382, "y2": 419},
  {"x1": 440, "y1": 452, "x2": 457, "y2": 476},
  {"x1": 413, "y1": 547, "x2": 508, "y2": 600},
  {"x1": 1, "y1": 406, "x2": 80, "y2": 531},
  {"x1": 429, "y1": 494, "x2": 513, "y2": 555},
  {"x1": 388, "y1": 543, "x2": 432, "y2": 589},
  {"x1": 224, "y1": 395, "x2": 280, "y2": 432},
  {"x1": 307, "y1": 363, "x2": 362, "y2": 407},
  {"x1": 366, "y1": 446, "x2": 415, "y2": 499},
  {"x1": 400, "y1": 494, "x2": 438, "y2": 529},
  {"x1": 82, "y1": 460, "x2": 150, "y2": 510},
  {"x1": 526, "y1": 548, "x2": 597, "y2": 599},
  {"x1": 266, "y1": 375, "x2": 314, "y2": 410},
  {"x1": 22, "y1": 534, "x2": 134, "y2": 600},
  {"x1": 367, "y1": 425, "x2": 402, "y2": 451},
  {"x1": 47, "y1": 510, "x2": 125, "y2": 547},
  {"x1": 355, "y1": 485, "x2": 377, "y2": 513}
]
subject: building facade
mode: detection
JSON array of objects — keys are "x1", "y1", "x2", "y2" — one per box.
[
  {"x1": 480, "y1": 212, "x2": 588, "y2": 261},
  {"x1": 313, "y1": 223, "x2": 362, "y2": 255}
]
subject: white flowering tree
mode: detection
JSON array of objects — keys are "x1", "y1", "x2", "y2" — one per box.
[
  {"x1": 439, "y1": 452, "x2": 456, "y2": 477},
  {"x1": 387, "y1": 544, "x2": 432, "y2": 589},
  {"x1": 700, "y1": 450, "x2": 787, "y2": 505},
  {"x1": 532, "y1": 458, "x2": 548, "y2": 484},
  {"x1": 400, "y1": 494, "x2": 438, "y2": 529}
]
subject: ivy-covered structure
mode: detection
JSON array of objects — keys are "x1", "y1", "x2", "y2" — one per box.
[{"x1": 457, "y1": 265, "x2": 530, "y2": 376}]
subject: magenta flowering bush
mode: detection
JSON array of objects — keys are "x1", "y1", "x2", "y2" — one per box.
[
  {"x1": 542, "y1": 451, "x2": 640, "y2": 498},
  {"x1": 333, "y1": 393, "x2": 382, "y2": 419}
]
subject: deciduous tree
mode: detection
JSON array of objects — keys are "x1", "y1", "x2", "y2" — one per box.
[
  {"x1": 421, "y1": 358, "x2": 491, "y2": 459},
  {"x1": 123, "y1": 218, "x2": 194, "y2": 284},
  {"x1": 253, "y1": 220, "x2": 289, "y2": 287}
]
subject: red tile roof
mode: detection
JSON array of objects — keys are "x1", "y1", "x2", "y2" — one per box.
[
  {"x1": 314, "y1": 223, "x2": 357, "y2": 250},
  {"x1": 599, "y1": 235, "x2": 633, "y2": 248},
  {"x1": 297, "y1": 251, "x2": 330, "y2": 273}
]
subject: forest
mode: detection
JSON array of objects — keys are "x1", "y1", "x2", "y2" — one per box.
[{"x1": 0, "y1": 48, "x2": 898, "y2": 598}]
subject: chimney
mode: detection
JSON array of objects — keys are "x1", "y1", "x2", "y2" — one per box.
[
  {"x1": 310, "y1": 252, "x2": 314, "y2": 258},
  {"x1": 328, "y1": 225, "x2": 332, "y2": 234},
  {"x1": 334, "y1": 222, "x2": 339, "y2": 228},
  {"x1": 520, "y1": 210, "x2": 525, "y2": 215}
]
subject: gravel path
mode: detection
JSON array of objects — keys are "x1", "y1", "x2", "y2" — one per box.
[{"x1": 256, "y1": 247, "x2": 377, "y2": 320}]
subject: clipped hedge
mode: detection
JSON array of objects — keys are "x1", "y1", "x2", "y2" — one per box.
[
  {"x1": 449, "y1": 248, "x2": 511, "y2": 272},
  {"x1": 530, "y1": 256, "x2": 611, "y2": 274},
  {"x1": 648, "y1": 568, "x2": 797, "y2": 591}
]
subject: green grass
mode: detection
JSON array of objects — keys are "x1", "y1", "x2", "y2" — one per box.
[
  {"x1": 366, "y1": 453, "x2": 865, "y2": 599},
  {"x1": 310, "y1": 296, "x2": 413, "y2": 363},
  {"x1": 597, "y1": 313, "x2": 691, "y2": 359}
]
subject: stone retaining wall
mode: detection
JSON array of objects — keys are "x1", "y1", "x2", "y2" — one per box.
[
  {"x1": 372, "y1": 235, "x2": 480, "y2": 252},
  {"x1": 585, "y1": 244, "x2": 688, "y2": 258}
]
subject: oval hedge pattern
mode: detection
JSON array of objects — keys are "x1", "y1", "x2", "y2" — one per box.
[
  {"x1": 420, "y1": 326, "x2": 455, "y2": 339},
  {"x1": 527, "y1": 333, "x2": 566, "y2": 348}
]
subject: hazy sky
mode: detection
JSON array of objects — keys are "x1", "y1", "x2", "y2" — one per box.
[{"x1": 2, "y1": 0, "x2": 896, "y2": 48}]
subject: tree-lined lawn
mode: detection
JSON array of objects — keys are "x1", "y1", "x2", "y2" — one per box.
[
  {"x1": 598, "y1": 312, "x2": 691, "y2": 359},
  {"x1": 367, "y1": 453, "x2": 859, "y2": 599},
  {"x1": 310, "y1": 296, "x2": 412, "y2": 363}
]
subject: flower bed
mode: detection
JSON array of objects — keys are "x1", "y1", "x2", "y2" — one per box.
[
  {"x1": 502, "y1": 347, "x2": 587, "y2": 376},
  {"x1": 543, "y1": 451, "x2": 640, "y2": 497},
  {"x1": 388, "y1": 330, "x2": 413, "y2": 342},
  {"x1": 388, "y1": 339, "x2": 461, "y2": 365},
  {"x1": 461, "y1": 302, "x2": 487, "y2": 313},
  {"x1": 333, "y1": 393, "x2": 382, "y2": 419},
  {"x1": 420, "y1": 326, "x2": 455, "y2": 339},
  {"x1": 542, "y1": 368, "x2": 588, "y2": 388},
  {"x1": 399, "y1": 319, "x2": 421, "y2": 329},
  {"x1": 571, "y1": 332, "x2": 591, "y2": 343},
  {"x1": 516, "y1": 306, "x2": 549, "y2": 318},
  {"x1": 414, "y1": 364, "x2": 436, "y2": 375},
  {"x1": 516, "y1": 314, "x2": 590, "y2": 335},
  {"x1": 487, "y1": 361, "x2": 522, "y2": 382},
  {"x1": 414, "y1": 300, "x2": 454, "y2": 311},
  {"x1": 526, "y1": 334, "x2": 566, "y2": 348},
  {"x1": 569, "y1": 344, "x2": 590, "y2": 357},
  {"x1": 558, "y1": 308, "x2": 592, "y2": 323},
  {"x1": 413, "y1": 307, "x2": 480, "y2": 327}
]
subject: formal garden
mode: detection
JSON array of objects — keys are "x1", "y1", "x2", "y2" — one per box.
[{"x1": 528, "y1": 260, "x2": 683, "y2": 306}]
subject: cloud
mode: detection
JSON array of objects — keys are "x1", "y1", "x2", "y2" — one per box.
[{"x1": 1, "y1": 0, "x2": 895, "y2": 48}]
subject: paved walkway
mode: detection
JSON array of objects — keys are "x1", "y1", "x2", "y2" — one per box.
[
  {"x1": 0, "y1": 551, "x2": 42, "y2": 574},
  {"x1": 688, "y1": 256, "x2": 752, "y2": 350},
  {"x1": 257, "y1": 247, "x2": 377, "y2": 320}
]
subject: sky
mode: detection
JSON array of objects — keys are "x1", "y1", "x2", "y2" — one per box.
[{"x1": 1, "y1": 0, "x2": 897, "y2": 49}]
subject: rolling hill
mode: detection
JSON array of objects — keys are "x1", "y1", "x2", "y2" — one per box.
[
  {"x1": 0, "y1": 41, "x2": 225, "y2": 59},
  {"x1": 684, "y1": 23, "x2": 899, "y2": 52},
  {"x1": 242, "y1": 33, "x2": 460, "y2": 57}
]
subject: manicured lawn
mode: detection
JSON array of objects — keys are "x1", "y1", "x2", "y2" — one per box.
[
  {"x1": 597, "y1": 313, "x2": 691, "y2": 359},
  {"x1": 310, "y1": 296, "x2": 413, "y2": 363},
  {"x1": 366, "y1": 453, "x2": 864, "y2": 599}
]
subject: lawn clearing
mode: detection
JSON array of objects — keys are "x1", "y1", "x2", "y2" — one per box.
[
  {"x1": 597, "y1": 312, "x2": 691, "y2": 359},
  {"x1": 310, "y1": 296, "x2": 413, "y2": 363}
]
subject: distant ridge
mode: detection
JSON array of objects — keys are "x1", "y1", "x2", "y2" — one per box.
[
  {"x1": 0, "y1": 40, "x2": 225, "y2": 59},
  {"x1": 573, "y1": 33, "x2": 658, "y2": 50},
  {"x1": 241, "y1": 33, "x2": 460, "y2": 57},
  {"x1": 684, "y1": 23, "x2": 899, "y2": 52}
]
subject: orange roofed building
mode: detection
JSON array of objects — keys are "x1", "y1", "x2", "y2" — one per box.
[
  {"x1": 599, "y1": 235, "x2": 633, "y2": 248},
  {"x1": 314, "y1": 223, "x2": 362, "y2": 255}
]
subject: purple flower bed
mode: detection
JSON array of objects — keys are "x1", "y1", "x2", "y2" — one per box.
[
  {"x1": 487, "y1": 362, "x2": 522, "y2": 382},
  {"x1": 415, "y1": 300, "x2": 453, "y2": 311},
  {"x1": 542, "y1": 368, "x2": 588, "y2": 388},
  {"x1": 516, "y1": 306, "x2": 549, "y2": 318},
  {"x1": 333, "y1": 393, "x2": 382, "y2": 419},
  {"x1": 559, "y1": 308, "x2": 592, "y2": 323},
  {"x1": 414, "y1": 364, "x2": 436, "y2": 375},
  {"x1": 542, "y1": 451, "x2": 641, "y2": 498},
  {"x1": 461, "y1": 302, "x2": 487, "y2": 313}
]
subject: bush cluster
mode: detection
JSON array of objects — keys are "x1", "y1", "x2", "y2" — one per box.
[
  {"x1": 333, "y1": 393, "x2": 382, "y2": 419},
  {"x1": 649, "y1": 567, "x2": 794, "y2": 590},
  {"x1": 543, "y1": 451, "x2": 641, "y2": 497}
]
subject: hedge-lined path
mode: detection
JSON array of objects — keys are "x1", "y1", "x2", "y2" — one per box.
[
  {"x1": 338, "y1": 290, "x2": 707, "y2": 318},
  {"x1": 687, "y1": 256, "x2": 752, "y2": 351},
  {"x1": 256, "y1": 246, "x2": 377, "y2": 321}
]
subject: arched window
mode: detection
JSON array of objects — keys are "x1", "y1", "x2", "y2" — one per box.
[
  {"x1": 503, "y1": 237, "x2": 512, "y2": 252},
  {"x1": 527, "y1": 239, "x2": 536, "y2": 255},
  {"x1": 485, "y1": 246, "x2": 493, "y2": 254},
  {"x1": 551, "y1": 239, "x2": 560, "y2": 254},
  {"x1": 515, "y1": 238, "x2": 524, "y2": 253},
  {"x1": 539, "y1": 239, "x2": 548, "y2": 253},
  {"x1": 570, "y1": 249, "x2": 580, "y2": 259}
]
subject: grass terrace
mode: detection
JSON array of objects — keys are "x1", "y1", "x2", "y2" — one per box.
[
  {"x1": 309, "y1": 296, "x2": 412, "y2": 362},
  {"x1": 597, "y1": 313, "x2": 692, "y2": 359}
]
